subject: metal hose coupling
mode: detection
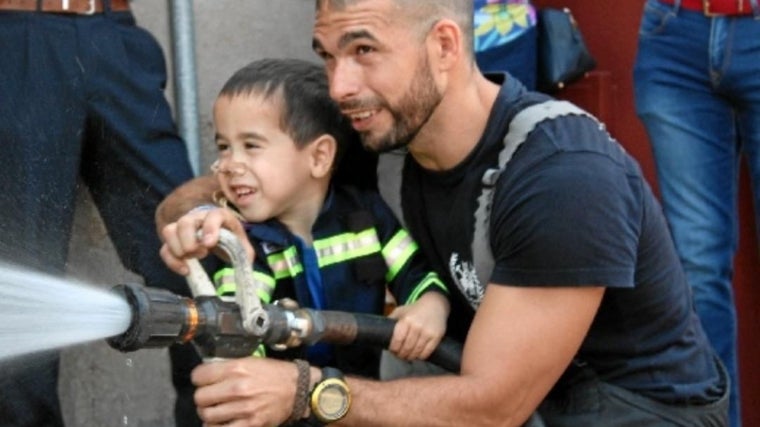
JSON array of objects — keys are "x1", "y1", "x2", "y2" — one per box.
[{"x1": 107, "y1": 283, "x2": 260, "y2": 359}]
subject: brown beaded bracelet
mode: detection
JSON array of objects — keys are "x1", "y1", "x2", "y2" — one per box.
[{"x1": 287, "y1": 359, "x2": 311, "y2": 425}]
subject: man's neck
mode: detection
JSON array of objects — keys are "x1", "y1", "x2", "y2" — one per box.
[{"x1": 408, "y1": 70, "x2": 500, "y2": 171}]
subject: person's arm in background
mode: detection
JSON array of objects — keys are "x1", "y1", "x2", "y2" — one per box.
[{"x1": 155, "y1": 174, "x2": 220, "y2": 234}]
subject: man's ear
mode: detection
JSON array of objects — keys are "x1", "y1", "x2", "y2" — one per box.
[
  {"x1": 310, "y1": 134, "x2": 337, "y2": 179},
  {"x1": 428, "y1": 18, "x2": 463, "y2": 71}
]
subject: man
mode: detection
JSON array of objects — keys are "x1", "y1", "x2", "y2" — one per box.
[{"x1": 158, "y1": 1, "x2": 728, "y2": 425}]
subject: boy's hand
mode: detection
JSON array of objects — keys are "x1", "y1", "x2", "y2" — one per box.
[
  {"x1": 387, "y1": 292, "x2": 450, "y2": 360},
  {"x1": 159, "y1": 207, "x2": 253, "y2": 276}
]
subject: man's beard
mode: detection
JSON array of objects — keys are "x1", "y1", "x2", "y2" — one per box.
[{"x1": 345, "y1": 53, "x2": 443, "y2": 154}]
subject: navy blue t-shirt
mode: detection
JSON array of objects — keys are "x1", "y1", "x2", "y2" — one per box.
[{"x1": 401, "y1": 74, "x2": 724, "y2": 403}]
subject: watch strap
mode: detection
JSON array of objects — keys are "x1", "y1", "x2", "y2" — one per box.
[{"x1": 320, "y1": 367, "x2": 344, "y2": 382}]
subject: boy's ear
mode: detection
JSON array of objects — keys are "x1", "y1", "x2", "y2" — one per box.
[{"x1": 310, "y1": 134, "x2": 337, "y2": 179}]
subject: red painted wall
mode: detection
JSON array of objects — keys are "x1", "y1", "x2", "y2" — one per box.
[{"x1": 533, "y1": 1, "x2": 760, "y2": 424}]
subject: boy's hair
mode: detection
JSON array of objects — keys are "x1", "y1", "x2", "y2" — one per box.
[{"x1": 218, "y1": 58, "x2": 358, "y2": 168}]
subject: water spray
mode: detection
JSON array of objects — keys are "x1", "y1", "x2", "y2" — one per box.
[{"x1": 107, "y1": 230, "x2": 462, "y2": 372}]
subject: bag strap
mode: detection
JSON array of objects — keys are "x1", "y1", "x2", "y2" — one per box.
[
  {"x1": 470, "y1": 100, "x2": 594, "y2": 298},
  {"x1": 341, "y1": 186, "x2": 389, "y2": 287}
]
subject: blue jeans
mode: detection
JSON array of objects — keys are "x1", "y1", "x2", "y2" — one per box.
[
  {"x1": 0, "y1": 6, "x2": 199, "y2": 427},
  {"x1": 634, "y1": 1, "x2": 760, "y2": 426}
]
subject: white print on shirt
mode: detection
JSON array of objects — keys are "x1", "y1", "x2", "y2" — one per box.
[{"x1": 449, "y1": 253, "x2": 485, "y2": 309}]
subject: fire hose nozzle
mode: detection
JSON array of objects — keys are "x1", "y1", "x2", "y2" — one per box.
[
  {"x1": 107, "y1": 283, "x2": 192, "y2": 352},
  {"x1": 107, "y1": 283, "x2": 262, "y2": 358}
]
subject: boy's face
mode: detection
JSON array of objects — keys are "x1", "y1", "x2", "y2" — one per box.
[{"x1": 212, "y1": 93, "x2": 316, "y2": 224}]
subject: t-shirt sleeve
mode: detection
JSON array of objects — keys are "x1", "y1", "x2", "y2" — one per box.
[{"x1": 489, "y1": 146, "x2": 642, "y2": 288}]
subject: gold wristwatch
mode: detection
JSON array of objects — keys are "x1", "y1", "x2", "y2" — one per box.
[{"x1": 309, "y1": 367, "x2": 351, "y2": 425}]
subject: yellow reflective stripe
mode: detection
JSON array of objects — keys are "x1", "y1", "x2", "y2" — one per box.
[
  {"x1": 266, "y1": 246, "x2": 303, "y2": 279},
  {"x1": 252, "y1": 344, "x2": 266, "y2": 358},
  {"x1": 213, "y1": 268, "x2": 236, "y2": 297},
  {"x1": 253, "y1": 280, "x2": 274, "y2": 304},
  {"x1": 405, "y1": 272, "x2": 448, "y2": 304},
  {"x1": 314, "y1": 229, "x2": 382, "y2": 267},
  {"x1": 216, "y1": 283, "x2": 272, "y2": 304},
  {"x1": 254, "y1": 271, "x2": 276, "y2": 292},
  {"x1": 213, "y1": 268, "x2": 233, "y2": 286},
  {"x1": 216, "y1": 282, "x2": 236, "y2": 297},
  {"x1": 211, "y1": 268, "x2": 276, "y2": 304},
  {"x1": 382, "y1": 229, "x2": 418, "y2": 282},
  {"x1": 216, "y1": 285, "x2": 273, "y2": 303}
]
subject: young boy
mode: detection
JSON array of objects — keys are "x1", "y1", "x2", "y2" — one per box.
[{"x1": 164, "y1": 58, "x2": 450, "y2": 378}]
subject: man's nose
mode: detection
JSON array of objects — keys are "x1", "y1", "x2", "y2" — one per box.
[{"x1": 328, "y1": 59, "x2": 361, "y2": 102}]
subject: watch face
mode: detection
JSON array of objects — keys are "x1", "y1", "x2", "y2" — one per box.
[{"x1": 316, "y1": 380, "x2": 350, "y2": 421}]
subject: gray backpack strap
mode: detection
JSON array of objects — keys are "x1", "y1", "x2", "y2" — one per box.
[
  {"x1": 470, "y1": 100, "x2": 594, "y2": 303},
  {"x1": 378, "y1": 149, "x2": 407, "y2": 226}
]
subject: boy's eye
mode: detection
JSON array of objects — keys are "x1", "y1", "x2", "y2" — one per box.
[
  {"x1": 244, "y1": 141, "x2": 260, "y2": 150},
  {"x1": 216, "y1": 143, "x2": 229, "y2": 152}
]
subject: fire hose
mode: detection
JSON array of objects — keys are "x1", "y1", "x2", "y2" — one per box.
[{"x1": 107, "y1": 229, "x2": 462, "y2": 373}]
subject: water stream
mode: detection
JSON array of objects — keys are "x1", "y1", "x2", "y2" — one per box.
[{"x1": 0, "y1": 263, "x2": 132, "y2": 361}]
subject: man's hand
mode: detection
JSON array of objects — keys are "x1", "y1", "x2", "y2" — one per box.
[
  {"x1": 159, "y1": 207, "x2": 252, "y2": 276},
  {"x1": 155, "y1": 174, "x2": 220, "y2": 235},
  {"x1": 192, "y1": 357, "x2": 310, "y2": 427}
]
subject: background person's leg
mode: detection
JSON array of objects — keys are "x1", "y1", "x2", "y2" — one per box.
[
  {"x1": 80, "y1": 11, "x2": 201, "y2": 427},
  {"x1": 0, "y1": 12, "x2": 92, "y2": 427},
  {"x1": 634, "y1": 4, "x2": 741, "y2": 424}
]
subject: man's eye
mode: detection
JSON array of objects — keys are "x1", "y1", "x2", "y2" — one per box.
[
  {"x1": 356, "y1": 45, "x2": 374, "y2": 55},
  {"x1": 316, "y1": 50, "x2": 331, "y2": 61}
]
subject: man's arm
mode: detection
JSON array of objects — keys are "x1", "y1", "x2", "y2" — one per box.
[
  {"x1": 155, "y1": 174, "x2": 220, "y2": 235},
  {"x1": 191, "y1": 284, "x2": 604, "y2": 427},
  {"x1": 339, "y1": 284, "x2": 604, "y2": 426}
]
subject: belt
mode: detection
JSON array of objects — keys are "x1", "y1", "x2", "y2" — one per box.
[
  {"x1": 0, "y1": 0, "x2": 130, "y2": 15},
  {"x1": 660, "y1": 0, "x2": 755, "y2": 15}
]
